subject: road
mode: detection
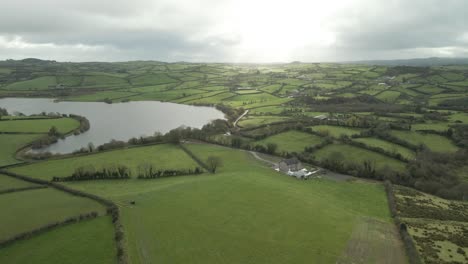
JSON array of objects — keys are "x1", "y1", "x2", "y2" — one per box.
[{"x1": 233, "y1": 110, "x2": 249, "y2": 128}]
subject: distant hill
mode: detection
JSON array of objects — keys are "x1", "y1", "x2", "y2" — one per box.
[{"x1": 344, "y1": 57, "x2": 468, "y2": 67}]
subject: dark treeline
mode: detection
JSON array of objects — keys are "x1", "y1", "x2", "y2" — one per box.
[
  {"x1": 0, "y1": 185, "x2": 47, "y2": 195},
  {"x1": 53, "y1": 165, "x2": 131, "y2": 182},
  {"x1": 293, "y1": 95, "x2": 407, "y2": 112},
  {"x1": 308, "y1": 148, "x2": 468, "y2": 200},
  {"x1": 137, "y1": 164, "x2": 203, "y2": 179}
]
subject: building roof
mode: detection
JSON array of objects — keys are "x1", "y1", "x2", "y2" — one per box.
[{"x1": 280, "y1": 158, "x2": 300, "y2": 166}]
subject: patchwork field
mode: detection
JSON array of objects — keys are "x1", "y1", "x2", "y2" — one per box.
[
  {"x1": 0, "y1": 118, "x2": 79, "y2": 134},
  {"x1": 0, "y1": 187, "x2": 105, "y2": 240},
  {"x1": 390, "y1": 130, "x2": 459, "y2": 153},
  {"x1": 59, "y1": 143, "x2": 402, "y2": 264},
  {"x1": 0, "y1": 216, "x2": 117, "y2": 264},
  {"x1": 0, "y1": 173, "x2": 38, "y2": 191},
  {"x1": 0, "y1": 134, "x2": 41, "y2": 167},
  {"x1": 353, "y1": 137, "x2": 416, "y2": 159},
  {"x1": 255, "y1": 130, "x2": 325, "y2": 154},
  {"x1": 311, "y1": 125, "x2": 362, "y2": 138},
  {"x1": 312, "y1": 143, "x2": 407, "y2": 171},
  {"x1": 9, "y1": 144, "x2": 198, "y2": 180}
]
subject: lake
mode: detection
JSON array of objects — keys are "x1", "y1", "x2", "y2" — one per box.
[{"x1": 0, "y1": 98, "x2": 225, "y2": 153}]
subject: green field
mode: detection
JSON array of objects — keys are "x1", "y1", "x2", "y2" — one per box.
[
  {"x1": 312, "y1": 143, "x2": 407, "y2": 171},
  {"x1": 255, "y1": 130, "x2": 325, "y2": 154},
  {"x1": 0, "y1": 188, "x2": 105, "y2": 240},
  {"x1": 0, "y1": 216, "x2": 116, "y2": 264},
  {"x1": 0, "y1": 134, "x2": 41, "y2": 166},
  {"x1": 5, "y1": 76, "x2": 57, "y2": 90},
  {"x1": 61, "y1": 143, "x2": 401, "y2": 264},
  {"x1": 390, "y1": 130, "x2": 459, "y2": 153},
  {"x1": 0, "y1": 118, "x2": 79, "y2": 134},
  {"x1": 9, "y1": 144, "x2": 198, "y2": 180},
  {"x1": 311, "y1": 125, "x2": 362, "y2": 137},
  {"x1": 0, "y1": 174, "x2": 38, "y2": 191},
  {"x1": 238, "y1": 115, "x2": 290, "y2": 128},
  {"x1": 353, "y1": 137, "x2": 416, "y2": 159}
]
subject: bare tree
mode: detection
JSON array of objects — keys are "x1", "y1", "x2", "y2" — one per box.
[{"x1": 206, "y1": 156, "x2": 223, "y2": 173}]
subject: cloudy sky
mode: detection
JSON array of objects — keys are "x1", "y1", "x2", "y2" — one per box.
[{"x1": 0, "y1": 0, "x2": 467, "y2": 62}]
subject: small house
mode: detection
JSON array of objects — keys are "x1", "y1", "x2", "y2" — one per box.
[{"x1": 278, "y1": 158, "x2": 303, "y2": 173}]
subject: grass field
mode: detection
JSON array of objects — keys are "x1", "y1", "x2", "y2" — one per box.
[
  {"x1": 353, "y1": 137, "x2": 416, "y2": 159},
  {"x1": 312, "y1": 143, "x2": 407, "y2": 171},
  {"x1": 0, "y1": 174, "x2": 38, "y2": 191},
  {"x1": 390, "y1": 130, "x2": 459, "y2": 153},
  {"x1": 5, "y1": 76, "x2": 57, "y2": 90},
  {"x1": 238, "y1": 115, "x2": 290, "y2": 128},
  {"x1": 0, "y1": 188, "x2": 105, "y2": 240},
  {"x1": 0, "y1": 216, "x2": 116, "y2": 264},
  {"x1": 0, "y1": 118, "x2": 79, "y2": 134},
  {"x1": 61, "y1": 143, "x2": 401, "y2": 264},
  {"x1": 9, "y1": 144, "x2": 199, "y2": 180},
  {"x1": 255, "y1": 130, "x2": 325, "y2": 154},
  {"x1": 0, "y1": 134, "x2": 41, "y2": 167},
  {"x1": 311, "y1": 125, "x2": 362, "y2": 137}
]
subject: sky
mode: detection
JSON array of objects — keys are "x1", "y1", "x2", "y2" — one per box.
[{"x1": 0, "y1": 0, "x2": 467, "y2": 62}]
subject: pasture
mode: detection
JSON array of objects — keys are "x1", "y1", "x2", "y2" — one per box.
[
  {"x1": 0, "y1": 188, "x2": 105, "y2": 240},
  {"x1": 0, "y1": 216, "x2": 116, "y2": 264},
  {"x1": 311, "y1": 143, "x2": 407, "y2": 171},
  {"x1": 255, "y1": 130, "x2": 325, "y2": 154},
  {"x1": 0, "y1": 118, "x2": 79, "y2": 134},
  {"x1": 0, "y1": 174, "x2": 38, "y2": 191},
  {"x1": 0, "y1": 134, "x2": 41, "y2": 166},
  {"x1": 390, "y1": 130, "x2": 459, "y2": 153},
  {"x1": 62, "y1": 143, "x2": 400, "y2": 264},
  {"x1": 353, "y1": 137, "x2": 416, "y2": 159},
  {"x1": 9, "y1": 144, "x2": 198, "y2": 180},
  {"x1": 311, "y1": 125, "x2": 362, "y2": 138}
]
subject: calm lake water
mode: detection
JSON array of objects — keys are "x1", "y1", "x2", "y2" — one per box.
[{"x1": 0, "y1": 98, "x2": 224, "y2": 153}]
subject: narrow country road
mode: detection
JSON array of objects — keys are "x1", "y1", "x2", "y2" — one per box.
[
  {"x1": 249, "y1": 151, "x2": 276, "y2": 166},
  {"x1": 233, "y1": 110, "x2": 249, "y2": 128}
]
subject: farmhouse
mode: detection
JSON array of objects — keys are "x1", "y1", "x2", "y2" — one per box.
[
  {"x1": 313, "y1": 114, "x2": 328, "y2": 121},
  {"x1": 278, "y1": 158, "x2": 303, "y2": 172}
]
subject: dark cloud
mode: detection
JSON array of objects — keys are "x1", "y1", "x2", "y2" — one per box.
[{"x1": 0, "y1": 0, "x2": 467, "y2": 62}]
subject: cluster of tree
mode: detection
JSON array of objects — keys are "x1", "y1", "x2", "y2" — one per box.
[
  {"x1": 30, "y1": 133, "x2": 60, "y2": 149},
  {"x1": 216, "y1": 104, "x2": 245, "y2": 123},
  {"x1": 0, "y1": 107, "x2": 8, "y2": 119},
  {"x1": 137, "y1": 164, "x2": 203, "y2": 179},
  {"x1": 52, "y1": 165, "x2": 131, "y2": 182},
  {"x1": 303, "y1": 138, "x2": 333, "y2": 153},
  {"x1": 310, "y1": 151, "x2": 378, "y2": 179},
  {"x1": 69, "y1": 114, "x2": 90, "y2": 134},
  {"x1": 438, "y1": 97, "x2": 468, "y2": 110},
  {"x1": 405, "y1": 149, "x2": 468, "y2": 200},
  {"x1": 450, "y1": 124, "x2": 468, "y2": 147}
]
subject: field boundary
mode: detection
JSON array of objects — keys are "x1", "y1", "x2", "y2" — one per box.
[
  {"x1": 384, "y1": 181, "x2": 423, "y2": 264},
  {"x1": 178, "y1": 143, "x2": 211, "y2": 172},
  {"x1": 0, "y1": 170, "x2": 129, "y2": 264},
  {"x1": 0, "y1": 185, "x2": 47, "y2": 195},
  {"x1": 0, "y1": 211, "x2": 99, "y2": 249}
]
